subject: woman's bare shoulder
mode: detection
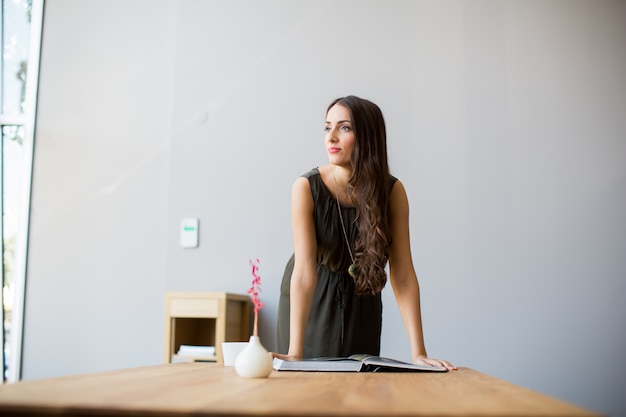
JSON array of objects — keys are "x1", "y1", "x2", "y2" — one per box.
[{"x1": 316, "y1": 164, "x2": 332, "y2": 179}]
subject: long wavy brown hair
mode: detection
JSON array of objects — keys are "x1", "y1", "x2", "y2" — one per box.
[{"x1": 327, "y1": 96, "x2": 392, "y2": 295}]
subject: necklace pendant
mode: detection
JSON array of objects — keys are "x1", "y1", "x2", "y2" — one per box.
[{"x1": 348, "y1": 263, "x2": 358, "y2": 278}]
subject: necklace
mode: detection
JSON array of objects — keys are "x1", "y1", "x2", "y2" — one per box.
[{"x1": 333, "y1": 170, "x2": 358, "y2": 279}]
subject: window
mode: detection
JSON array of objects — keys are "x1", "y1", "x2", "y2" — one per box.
[{"x1": 1, "y1": 0, "x2": 43, "y2": 382}]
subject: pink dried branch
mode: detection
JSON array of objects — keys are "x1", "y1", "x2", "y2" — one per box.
[{"x1": 248, "y1": 258, "x2": 264, "y2": 336}]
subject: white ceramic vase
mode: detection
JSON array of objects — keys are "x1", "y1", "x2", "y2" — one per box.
[{"x1": 234, "y1": 335, "x2": 273, "y2": 378}]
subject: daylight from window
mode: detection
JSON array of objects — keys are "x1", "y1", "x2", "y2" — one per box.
[{"x1": 1, "y1": 0, "x2": 35, "y2": 382}]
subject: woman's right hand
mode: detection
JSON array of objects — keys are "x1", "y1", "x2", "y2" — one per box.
[{"x1": 271, "y1": 352, "x2": 302, "y2": 361}]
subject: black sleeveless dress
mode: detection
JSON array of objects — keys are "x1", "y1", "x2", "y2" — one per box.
[{"x1": 277, "y1": 168, "x2": 397, "y2": 358}]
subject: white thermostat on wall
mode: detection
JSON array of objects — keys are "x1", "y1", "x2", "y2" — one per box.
[{"x1": 180, "y1": 218, "x2": 199, "y2": 248}]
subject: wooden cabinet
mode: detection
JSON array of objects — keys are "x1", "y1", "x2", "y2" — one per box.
[{"x1": 164, "y1": 292, "x2": 251, "y2": 363}]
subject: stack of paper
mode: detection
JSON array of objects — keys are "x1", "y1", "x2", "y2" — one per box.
[{"x1": 176, "y1": 345, "x2": 216, "y2": 358}]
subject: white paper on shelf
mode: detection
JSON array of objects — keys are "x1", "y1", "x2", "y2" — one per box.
[{"x1": 177, "y1": 345, "x2": 216, "y2": 357}]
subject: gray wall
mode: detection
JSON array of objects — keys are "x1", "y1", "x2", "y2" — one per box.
[{"x1": 23, "y1": 1, "x2": 625, "y2": 416}]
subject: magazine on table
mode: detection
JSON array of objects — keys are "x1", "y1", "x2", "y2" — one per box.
[{"x1": 272, "y1": 354, "x2": 448, "y2": 372}]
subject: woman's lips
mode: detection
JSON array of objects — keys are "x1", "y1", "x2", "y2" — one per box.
[{"x1": 328, "y1": 147, "x2": 341, "y2": 153}]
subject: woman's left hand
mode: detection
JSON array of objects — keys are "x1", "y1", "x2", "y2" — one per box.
[{"x1": 414, "y1": 355, "x2": 457, "y2": 371}]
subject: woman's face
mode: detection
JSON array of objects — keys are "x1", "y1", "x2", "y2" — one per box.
[{"x1": 325, "y1": 104, "x2": 356, "y2": 168}]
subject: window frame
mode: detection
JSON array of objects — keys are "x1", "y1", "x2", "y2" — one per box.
[{"x1": 1, "y1": 0, "x2": 44, "y2": 383}]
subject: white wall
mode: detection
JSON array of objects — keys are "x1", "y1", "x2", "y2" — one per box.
[
  {"x1": 23, "y1": 0, "x2": 175, "y2": 375},
  {"x1": 23, "y1": 1, "x2": 625, "y2": 416}
]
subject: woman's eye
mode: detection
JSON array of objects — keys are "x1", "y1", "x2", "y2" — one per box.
[
  {"x1": 324, "y1": 126, "x2": 331, "y2": 132},
  {"x1": 340, "y1": 125, "x2": 351, "y2": 131}
]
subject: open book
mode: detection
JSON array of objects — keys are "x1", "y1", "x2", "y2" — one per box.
[{"x1": 272, "y1": 354, "x2": 448, "y2": 373}]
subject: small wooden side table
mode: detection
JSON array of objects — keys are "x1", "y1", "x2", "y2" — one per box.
[{"x1": 163, "y1": 292, "x2": 250, "y2": 363}]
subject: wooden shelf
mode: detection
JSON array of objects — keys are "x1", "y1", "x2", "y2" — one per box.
[
  {"x1": 164, "y1": 292, "x2": 251, "y2": 363},
  {"x1": 170, "y1": 354, "x2": 217, "y2": 363}
]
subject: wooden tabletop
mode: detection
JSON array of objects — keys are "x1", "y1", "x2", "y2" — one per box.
[{"x1": 0, "y1": 363, "x2": 600, "y2": 417}]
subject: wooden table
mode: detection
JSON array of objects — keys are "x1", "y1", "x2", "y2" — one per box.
[{"x1": 0, "y1": 363, "x2": 600, "y2": 416}]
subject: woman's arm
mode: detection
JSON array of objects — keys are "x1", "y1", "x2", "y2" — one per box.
[
  {"x1": 285, "y1": 177, "x2": 319, "y2": 359},
  {"x1": 387, "y1": 180, "x2": 456, "y2": 370}
]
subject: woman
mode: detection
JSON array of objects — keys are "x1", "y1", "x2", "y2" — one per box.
[{"x1": 276, "y1": 96, "x2": 455, "y2": 370}]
